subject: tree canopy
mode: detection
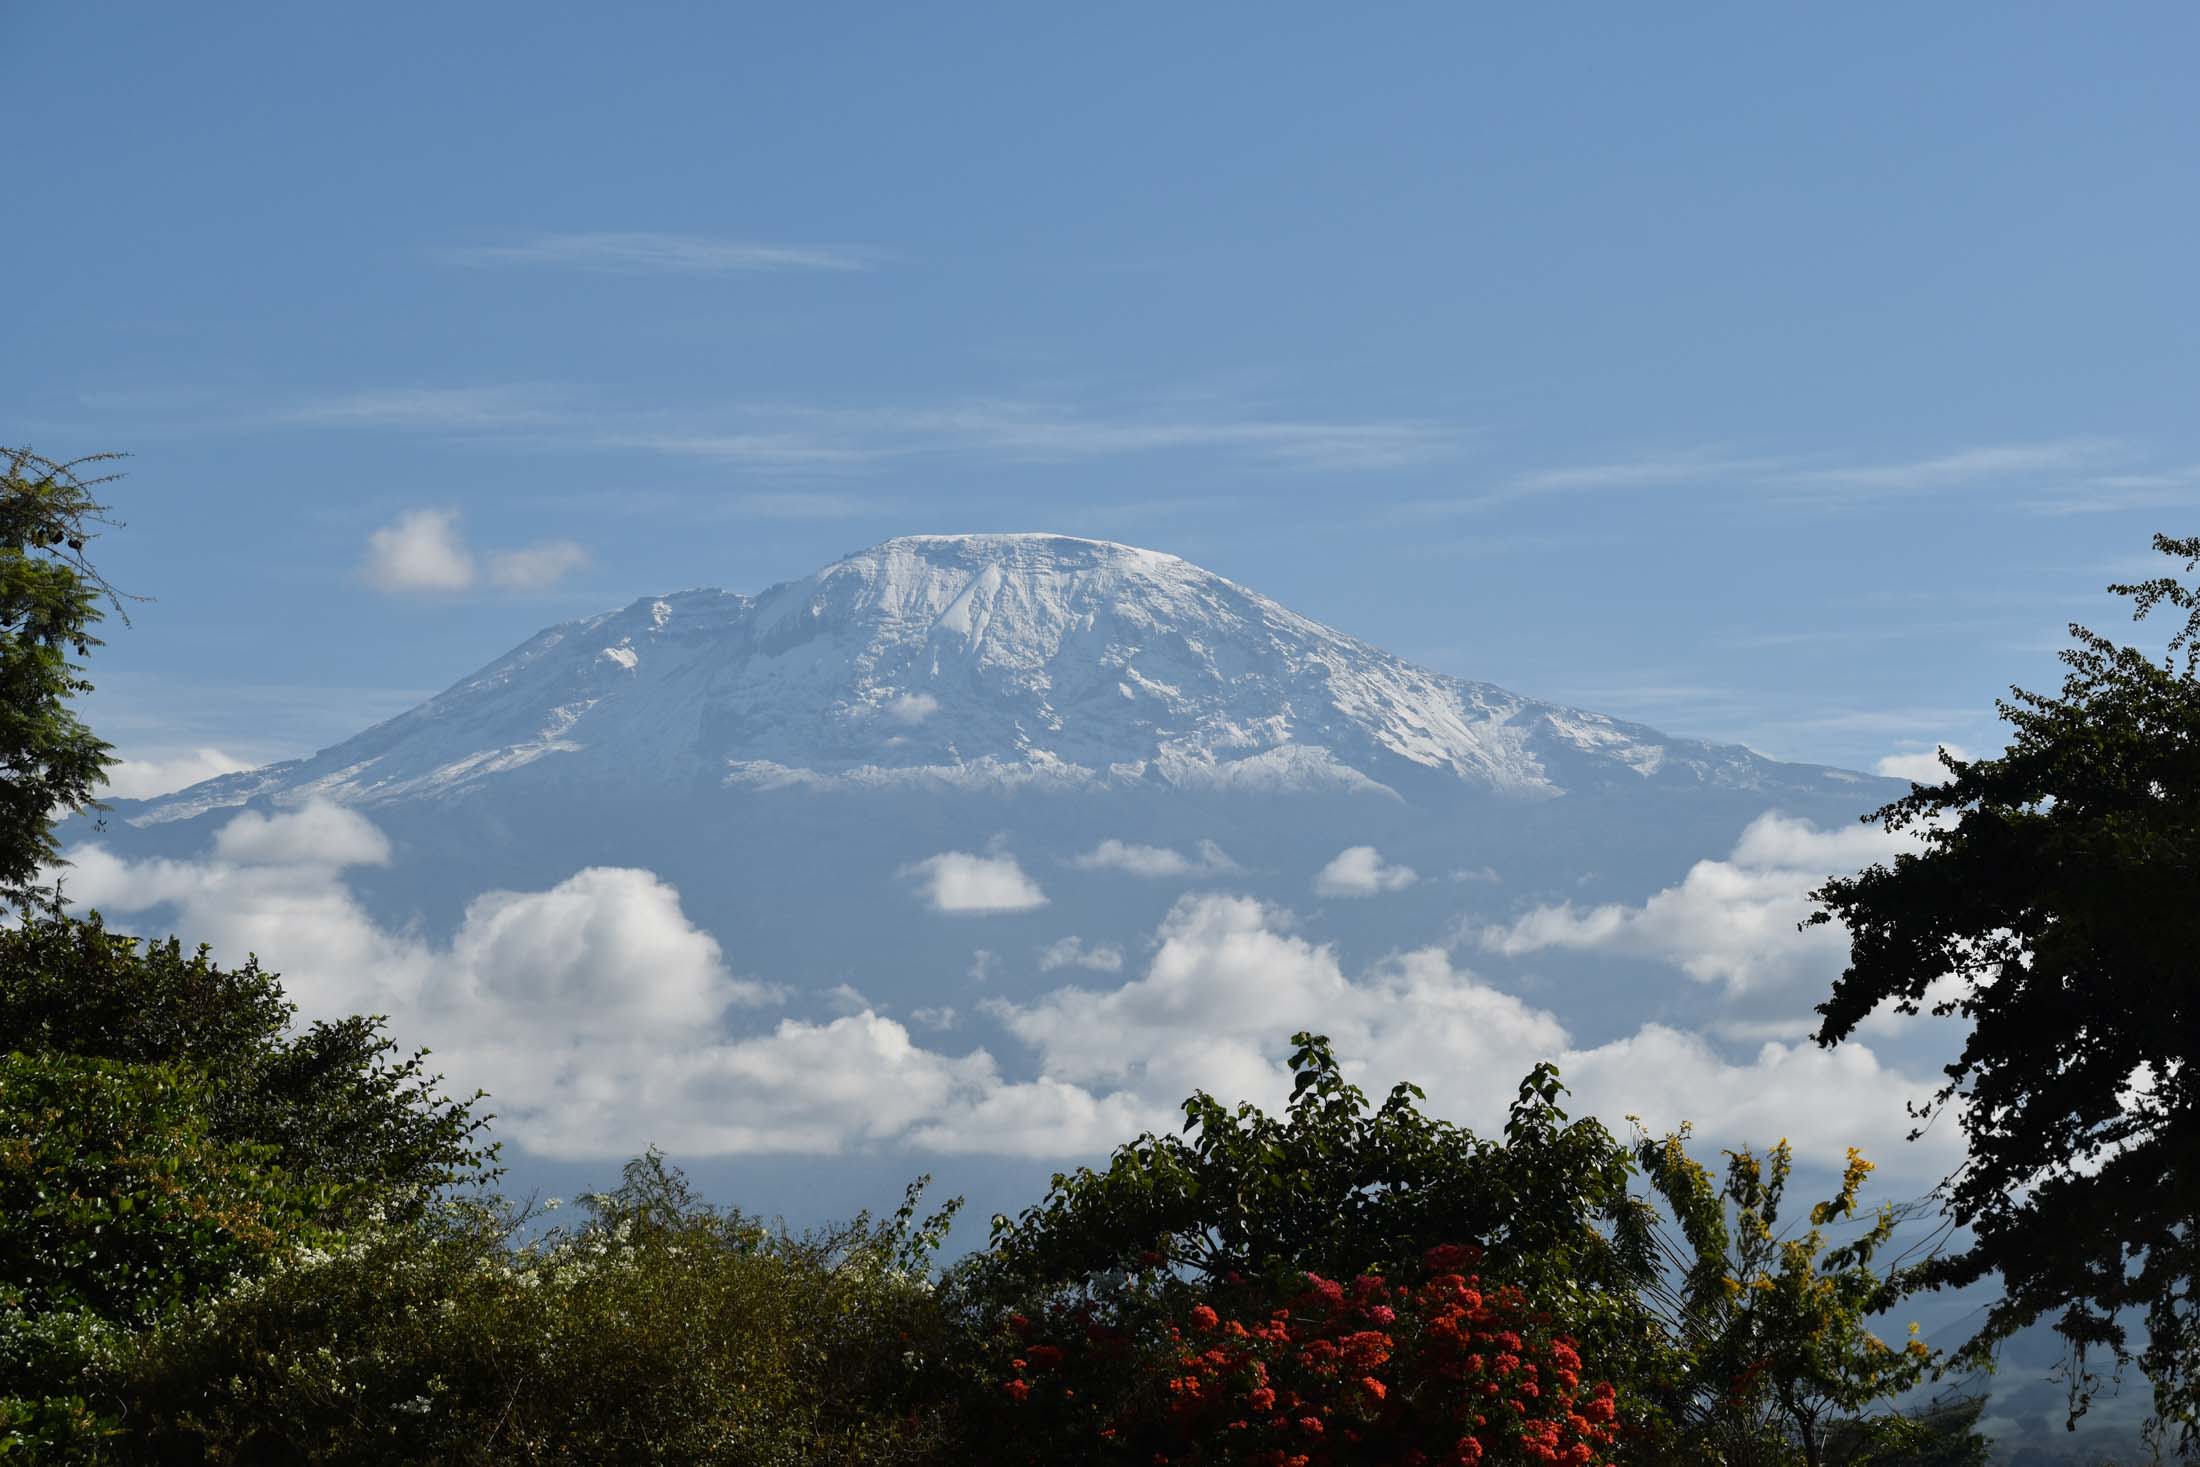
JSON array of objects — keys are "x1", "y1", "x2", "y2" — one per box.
[
  {"x1": 0, "y1": 449, "x2": 497, "y2": 1454},
  {"x1": 1808, "y1": 531, "x2": 2200, "y2": 1455},
  {"x1": 0, "y1": 447, "x2": 132, "y2": 907}
]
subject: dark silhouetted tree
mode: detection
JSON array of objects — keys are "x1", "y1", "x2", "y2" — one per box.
[{"x1": 1809, "y1": 532, "x2": 2200, "y2": 1456}]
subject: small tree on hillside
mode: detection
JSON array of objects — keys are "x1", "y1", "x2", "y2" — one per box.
[{"x1": 1634, "y1": 1129, "x2": 1955, "y2": 1467}]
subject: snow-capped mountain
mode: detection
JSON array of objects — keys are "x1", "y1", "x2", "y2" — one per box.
[
  {"x1": 68, "y1": 530, "x2": 1994, "y2": 1349},
  {"x1": 62, "y1": 538, "x2": 2108, "y2": 1455},
  {"x1": 133, "y1": 534, "x2": 1858, "y2": 823},
  {"x1": 83, "y1": 531, "x2": 1897, "y2": 1048}
]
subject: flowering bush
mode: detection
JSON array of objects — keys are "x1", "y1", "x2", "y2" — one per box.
[{"x1": 974, "y1": 1244, "x2": 1625, "y2": 1465}]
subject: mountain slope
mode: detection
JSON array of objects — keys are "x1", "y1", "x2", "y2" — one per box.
[{"x1": 132, "y1": 534, "x2": 1859, "y2": 824}]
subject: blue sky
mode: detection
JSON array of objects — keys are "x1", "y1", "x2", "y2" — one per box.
[{"x1": 12, "y1": 2, "x2": 2197, "y2": 787}]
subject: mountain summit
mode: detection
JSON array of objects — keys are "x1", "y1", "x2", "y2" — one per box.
[{"x1": 135, "y1": 533, "x2": 1852, "y2": 823}]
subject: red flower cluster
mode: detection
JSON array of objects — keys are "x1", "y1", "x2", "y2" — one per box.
[{"x1": 987, "y1": 1244, "x2": 1624, "y2": 1465}]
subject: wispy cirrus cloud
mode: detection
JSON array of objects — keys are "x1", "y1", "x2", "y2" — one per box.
[
  {"x1": 1389, "y1": 449, "x2": 1791, "y2": 519},
  {"x1": 2027, "y1": 466, "x2": 2200, "y2": 516},
  {"x1": 84, "y1": 377, "x2": 1462, "y2": 476},
  {"x1": 1779, "y1": 438, "x2": 2122, "y2": 497},
  {"x1": 277, "y1": 385, "x2": 576, "y2": 430},
  {"x1": 442, "y1": 232, "x2": 877, "y2": 274},
  {"x1": 609, "y1": 401, "x2": 1461, "y2": 472},
  {"x1": 1398, "y1": 437, "x2": 2138, "y2": 518}
]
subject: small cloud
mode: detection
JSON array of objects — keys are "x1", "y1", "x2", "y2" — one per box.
[
  {"x1": 910, "y1": 1006, "x2": 958, "y2": 1031},
  {"x1": 1785, "y1": 440, "x2": 2118, "y2": 495},
  {"x1": 1474, "y1": 812, "x2": 1924, "y2": 995},
  {"x1": 1037, "y1": 936, "x2": 1125, "y2": 973},
  {"x1": 102, "y1": 747, "x2": 256, "y2": 801},
  {"x1": 283, "y1": 385, "x2": 569, "y2": 430},
  {"x1": 1070, "y1": 838, "x2": 1240, "y2": 878},
  {"x1": 211, "y1": 800, "x2": 392, "y2": 869},
  {"x1": 365, "y1": 511, "x2": 591, "y2": 596},
  {"x1": 363, "y1": 508, "x2": 475, "y2": 593},
  {"x1": 486, "y1": 540, "x2": 590, "y2": 591},
  {"x1": 825, "y1": 983, "x2": 873, "y2": 1016},
  {"x1": 445, "y1": 232, "x2": 875, "y2": 274},
  {"x1": 900, "y1": 852, "x2": 1049, "y2": 914},
  {"x1": 884, "y1": 692, "x2": 940, "y2": 725},
  {"x1": 1873, "y1": 744, "x2": 1971, "y2": 785},
  {"x1": 1313, "y1": 845, "x2": 1419, "y2": 897}
]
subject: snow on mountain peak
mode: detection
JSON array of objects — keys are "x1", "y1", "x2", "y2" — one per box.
[{"x1": 130, "y1": 533, "x2": 1838, "y2": 820}]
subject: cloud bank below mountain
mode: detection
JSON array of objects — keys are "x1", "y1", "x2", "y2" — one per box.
[{"x1": 59, "y1": 802, "x2": 1959, "y2": 1180}]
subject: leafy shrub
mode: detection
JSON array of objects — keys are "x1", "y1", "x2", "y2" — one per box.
[
  {"x1": 117, "y1": 1152, "x2": 962, "y2": 1465},
  {"x1": 961, "y1": 1035, "x2": 1683, "y2": 1450},
  {"x1": 0, "y1": 1052, "x2": 332, "y2": 1455},
  {"x1": 1632, "y1": 1132, "x2": 1946, "y2": 1465},
  {"x1": 0, "y1": 911, "x2": 496, "y2": 1221},
  {"x1": 958, "y1": 1033, "x2": 1979, "y2": 1466}
]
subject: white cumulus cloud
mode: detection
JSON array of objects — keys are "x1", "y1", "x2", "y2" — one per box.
[
  {"x1": 212, "y1": 801, "x2": 393, "y2": 868},
  {"x1": 56, "y1": 812, "x2": 1958, "y2": 1179},
  {"x1": 486, "y1": 540, "x2": 591, "y2": 590},
  {"x1": 364, "y1": 510, "x2": 589, "y2": 595},
  {"x1": 363, "y1": 508, "x2": 476, "y2": 593},
  {"x1": 1037, "y1": 936, "x2": 1124, "y2": 972},
  {"x1": 101, "y1": 748, "x2": 256, "y2": 801},
  {"x1": 1476, "y1": 813, "x2": 1922, "y2": 994},
  {"x1": 950, "y1": 891, "x2": 1958, "y2": 1176},
  {"x1": 56, "y1": 805, "x2": 917, "y2": 1160},
  {"x1": 1874, "y1": 744, "x2": 1972, "y2": 785},
  {"x1": 900, "y1": 850, "x2": 1049, "y2": 914},
  {"x1": 1313, "y1": 845, "x2": 1419, "y2": 896}
]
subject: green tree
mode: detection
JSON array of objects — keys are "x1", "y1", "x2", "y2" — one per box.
[
  {"x1": 966, "y1": 1036, "x2": 1662, "y2": 1343},
  {"x1": 0, "y1": 1053, "x2": 334, "y2": 1453},
  {"x1": 964, "y1": 1034, "x2": 1950, "y2": 1464},
  {"x1": 965, "y1": 1035, "x2": 1691, "y2": 1457},
  {"x1": 0, "y1": 450, "x2": 499, "y2": 1458},
  {"x1": 0, "y1": 447, "x2": 131, "y2": 907},
  {"x1": 120, "y1": 1153, "x2": 959, "y2": 1465},
  {"x1": 0, "y1": 911, "x2": 497, "y2": 1224},
  {"x1": 1634, "y1": 1130, "x2": 1951, "y2": 1466},
  {"x1": 1808, "y1": 532, "x2": 2200, "y2": 1456}
]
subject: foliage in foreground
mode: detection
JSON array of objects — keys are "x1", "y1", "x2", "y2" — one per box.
[
  {"x1": 0, "y1": 912, "x2": 497, "y2": 1457},
  {"x1": 962, "y1": 1244, "x2": 1625, "y2": 1466},
  {"x1": 114, "y1": 1152, "x2": 961, "y2": 1465},
  {"x1": 0, "y1": 912, "x2": 497, "y2": 1221},
  {"x1": 0, "y1": 1054, "x2": 332, "y2": 1455},
  {"x1": 963, "y1": 1034, "x2": 1964, "y2": 1466},
  {"x1": 0, "y1": 1022, "x2": 1987, "y2": 1465},
  {"x1": 1809, "y1": 531, "x2": 2200, "y2": 1454}
]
